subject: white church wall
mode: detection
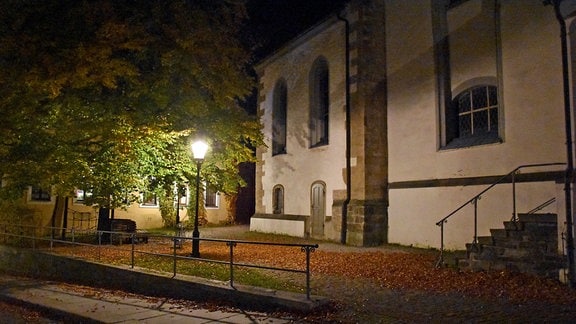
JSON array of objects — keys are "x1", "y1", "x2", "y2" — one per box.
[
  {"x1": 256, "y1": 19, "x2": 347, "y2": 220},
  {"x1": 389, "y1": 181, "x2": 560, "y2": 249},
  {"x1": 385, "y1": 0, "x2": 566, "y2": 248}
]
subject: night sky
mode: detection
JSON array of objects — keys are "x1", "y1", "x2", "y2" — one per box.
[{"x1": 245, "y1": 0, "x2": 349, "y2": 60}]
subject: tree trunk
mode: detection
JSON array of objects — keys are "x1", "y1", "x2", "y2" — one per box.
[
  {"x1": 97, "y1": 207, "x2": 111, "y2": 243},
  {"x1": 226, "y1": 193, "x2": 238, "y2": 225},
  {"x1": 61, "y1": 197, "x2": 69, "y2": 239},
  {"x1": 50, "y1": 196, "x2": 66, "y2": 238}
]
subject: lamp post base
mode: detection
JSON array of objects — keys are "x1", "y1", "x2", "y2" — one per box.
[{"x1": 191, "y1": 230, "x2": 200, "y2": 257}]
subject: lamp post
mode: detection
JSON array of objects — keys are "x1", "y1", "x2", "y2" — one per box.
[
  {"x1": 175, "y1": 184, "x2": 181, "y2": 225},
  {"x1": 191, "y1": 140, "x2": 208, "y2": 258},
  {"x1": 174, "y1": 183, "x2": 184, "y2": 249}
]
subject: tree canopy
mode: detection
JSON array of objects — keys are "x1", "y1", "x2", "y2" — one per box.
[{"x1": 0, "y1": 0, "x2": 262, "y2": 210}]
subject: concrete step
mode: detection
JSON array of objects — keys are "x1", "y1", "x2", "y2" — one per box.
[
  {"x1": 518, "y1": 213, "x2": 557, "y2": 223},
  {"x1": 491, "y1": 236, "x2": 521, "y2": 249},
  {"x1": 517, "y1": 240, "x2": 561, "y2": 256},
  {"x1": 475, "y1": 245, "x2": 504, "y2": 260},
  {"x1": 504, "y1": 221, "x2": 523, "y2": 231},
  {"x1": 490, "y1": 228, "x2": 508, "y2": 238},
  {"x1": 484, "y1": 239, "x2": 556, "y2": 257},
  {"x1": 465, "y1": 243, "x2": 481, "y2": 258},
  {"x1": 496, "y1": 245, "x2": 532, "y2": 259},
  {"x1": 477, "y1": 236, "x2": 493, "y2": 245},
  {"x1": 442, "y1": 251, "x2": 467, "y2": 268},
  {"x1": 459, "y1": 213, "x2": 561, "y2": 279},
  {"x1": 522, "y1": 222, "x2": 558, "y2": 237},
  {"x1": 474, "y1": 245, "x2": 544, "y2": 260},
  {"x1": 458, "y1": 258, "x2": 471, "y2": 268},
  {"x1": 467, "y1": 258, "x2": 542, "y2": 275}
]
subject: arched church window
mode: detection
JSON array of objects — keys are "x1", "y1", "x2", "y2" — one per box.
[
  {"x1": 272, "y1": 79, "x2": 287, "y2": 156},
  {"x1": 309, "y1": 57, "x2": 329, "y2": 147}
]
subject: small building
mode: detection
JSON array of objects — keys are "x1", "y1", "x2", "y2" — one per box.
[{"x1": 20, "y1": 184, "x2": 233, "y2": 231}]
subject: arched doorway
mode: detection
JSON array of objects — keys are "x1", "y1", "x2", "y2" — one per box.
[{"x1": 311, "y1": 181, "x2": 326, "y2": 237}]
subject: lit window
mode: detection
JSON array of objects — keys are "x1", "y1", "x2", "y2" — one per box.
[
  {"x1": 31, "y1": 186, "x2": 51, "y2": 202},
  {"x1": 205, "y1": 185, "x2": 219, "y2": 208},
  {"x1": 140, "y1": 191, "x2": 158, "y2": 207},
  {"x1": 75, "y1": 189, "x2": 85, "y2": 201}
]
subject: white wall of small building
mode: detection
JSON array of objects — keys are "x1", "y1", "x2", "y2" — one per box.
[{"x1": 25, "y1": 194, "x2": 229, "y2": 231}]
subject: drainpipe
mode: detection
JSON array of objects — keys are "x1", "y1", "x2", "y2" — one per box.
[
  {"x1": 549, "y1": 0, "x2": 575, "y2": 288},
  {"x1": 337, "y1": 12, "x2": 351, "y2": 245}
]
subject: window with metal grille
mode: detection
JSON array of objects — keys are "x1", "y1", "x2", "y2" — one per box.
[
  {"x1": 435, "y1": 0, "x2": 502, "y2": 149},
  {"x1": 442, "y1": 84, "x2": 501, "y2": 149},
  {"x1": 454, "y1": 85, "x2": 498, "y2": 138}
]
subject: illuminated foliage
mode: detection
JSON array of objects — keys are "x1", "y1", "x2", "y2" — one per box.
[{"x1": 0, "y1": 0, "x2": 262, "y2": 210}]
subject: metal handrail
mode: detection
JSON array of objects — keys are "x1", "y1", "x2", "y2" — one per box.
[
  {"x1": 527, "y1": 197, "x2": 556, "y2": 214},
  {"x1": 0, "y1": 223, "x2": 319, "y2": 300},
  {"x1": 435, "y1": 162, "x2": 566, "y2": 267}
]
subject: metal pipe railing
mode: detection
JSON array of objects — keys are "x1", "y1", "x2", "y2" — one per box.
[
  {"x1": 527, "y1": 197, "x2": 556, "y2": 214},
  {"x1": 435, "y1": 162, "x2": 565, "y2": 267},
  {"x1": 0, "y1": 223, "x2": 319, "y2": 299}
]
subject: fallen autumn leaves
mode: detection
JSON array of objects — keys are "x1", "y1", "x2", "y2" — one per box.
[
  {"x1": 311, "y1": 250, "x2": 576, "y2": 304},
  {"x1": 48, "y1": 235, "x2": 576, "y2": 306}
]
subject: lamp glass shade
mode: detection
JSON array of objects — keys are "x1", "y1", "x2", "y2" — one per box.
[{"x1": 191, "y1": 140, "x2": 209, "y2": 160}]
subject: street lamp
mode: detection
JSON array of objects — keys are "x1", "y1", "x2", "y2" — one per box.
[{"x1": 191, "y1": 140, "x2": 208, "y2": 257}]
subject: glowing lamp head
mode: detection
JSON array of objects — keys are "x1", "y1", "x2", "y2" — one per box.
[{"x1": 191, "y1": 140, "x2": 209, "y2": 160}]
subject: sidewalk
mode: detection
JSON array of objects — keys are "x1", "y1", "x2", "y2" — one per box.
[{"x1": 0, "y1": 274, "x2": 292, "y2": 323}]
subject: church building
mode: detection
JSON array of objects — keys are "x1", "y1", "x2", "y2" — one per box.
[{"x1": 250, "y1": 0, "x2": 576, "y2": 259}]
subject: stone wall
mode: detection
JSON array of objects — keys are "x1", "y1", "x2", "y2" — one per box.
[{"x1": 0, "y1": 246, "x2": 325, "y2": 312}]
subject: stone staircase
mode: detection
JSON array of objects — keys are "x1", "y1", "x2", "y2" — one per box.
[{"x1": 459, "y1": 213, "x2": 565, "y2": 279}]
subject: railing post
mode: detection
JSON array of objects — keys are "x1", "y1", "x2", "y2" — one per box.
[
  {"x1": 512, "y1": 170, "x2": 517, "y2": 222},
  {"x1": 173, "y1": 236, "x2": 178, "y2": 278},
  {"x1": 473, "y1": 197, "x2": 479, "y2": 244},
  {"x1": 227, "y1": 241, "x2": 237, "y2": 288},
  {"x1": 302, "y1": 245, "x2": 316, "y2": 300},
  {"x1": 436, "y1": 221, "x2": 445, "y2": 268},
  {"x1": 131, "y1": 233, "x2": 135, "y2": 269},
  {"x1": 50, "y1": 227, "x2": 54, "y2": 250},
  {"x1": 97, "y1": 231, "x2": 102, "y2": 260},
  {"x1": 32, "y1": 225, "x2": 36, "y2": 250}
]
